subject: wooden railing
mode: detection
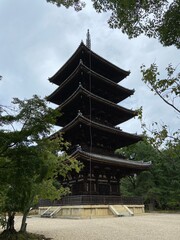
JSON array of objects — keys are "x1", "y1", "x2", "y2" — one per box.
[{"x1": 38, "y1": 195, "x2": 144, "y2": 206}]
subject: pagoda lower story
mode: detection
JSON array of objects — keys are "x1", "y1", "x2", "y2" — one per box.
[{"x1": 60, "y1": 148, "x2": 150, "y2": 198}]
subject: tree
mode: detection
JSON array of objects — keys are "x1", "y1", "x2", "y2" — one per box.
[
  {"x1": 0, "y1": 95, "x2": 81, "y2": 234},
  {"x1": 116, "y1": 141, "x2": 159, "y2": 204},
  {"x1": 46, "y1": 0, "x2": 180, "y2": 48},
  {"x1": 116, "y1": 140, "x2": 180, "y2": 210},
  {"x1": 129, "y1": 62, "x2": 180, "y2": 209},
  {"x1": 46, "y1": 0, "x2": 85, "y2": 11},
  {"x1": 141, "y1": 63, "x2": 180, "y2": 114},
  {"x1": 137, "y1": 61, "x2": 180, "y2": 151}
]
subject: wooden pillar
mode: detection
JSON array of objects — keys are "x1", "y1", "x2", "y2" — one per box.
[
  {"x1": 83, "y1": 173, "x2": 88, "y2": 194},
  {"x1": 115, "y1": 171, "x2": 121, "y2": 195},
  {"x1": 94, "y1": 173, "x2": 99, "y2": 194}
]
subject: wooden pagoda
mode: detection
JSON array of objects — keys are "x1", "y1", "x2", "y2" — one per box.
[{"x1": 47, "y1": 35, "x2": 151, "y2": 206}]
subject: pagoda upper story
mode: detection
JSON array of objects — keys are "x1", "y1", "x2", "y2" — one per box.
[
  {"x1": 47, "y1": 62, "x2": 134, "y2": 105},
  {"x1": 47, "y1": 40, "x2": 143, "y2": 157},
  {"x1": 48, "y1": 41, "x2": 130, "y2": 86}
]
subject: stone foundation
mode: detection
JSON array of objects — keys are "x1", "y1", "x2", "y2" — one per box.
[{"x1": 39, "y1": 204, "x2": 145, "y2": 219}]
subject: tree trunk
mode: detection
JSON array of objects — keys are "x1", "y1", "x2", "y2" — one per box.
[
  {"x1": 7, "y1": 212, "x2": 16, "y2": 232},
  {"x1": 20, "y1": 210, "x2": 29, "y2": 232}
]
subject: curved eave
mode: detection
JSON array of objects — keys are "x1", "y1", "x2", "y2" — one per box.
[
  {"x1": 47, "y1": 63, "x2": 134, "y2": 104},
  {"x1": 49, "y1": 42, "x2": 130, "y2": 85},
  {"x1": 57, "y1": 85, "x2": 136, "y2": 126},
  {"x1": 60, "y1": 85, "x2": 135, "y2": 115},
  {"x1": 81, "y1": 63, "x2": 133, "y2": 95},
  {"x1": 49, "y1": 41, "x2": 84, "y2": 85},
  {"x1": 46, "y1": 62, "x2": 82, "y2": 103},
  {"x1": 61, "y1": 114, "x2": 142, "y2": 142},
  {"x1": 71, "y1": 149, "x2": 151, "y2": 170},
  {"x1": 85, "y1": 44, "x2": 130, "y2": 82}
]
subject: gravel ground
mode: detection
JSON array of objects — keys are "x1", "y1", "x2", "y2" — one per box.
[{"x1": 3, "y1": 213, "x2": 180, "y2": 240}]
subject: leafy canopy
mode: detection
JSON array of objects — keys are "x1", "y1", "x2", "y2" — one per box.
[
  {"x1": 46, "y1": 0, "x2": 180, "y2": 48},
  {"x1": 117, "y1": 140, "x2": 180, "y2": 210},
  {"x1": 0, "y1": 95, "x2": 81, "y2": 232},
  {"x1": 141, "y1": 63, "x2": 180, "y2": 114},
  {"x1": 138, "y1": 62, "x2": 180, "y2": 150}
]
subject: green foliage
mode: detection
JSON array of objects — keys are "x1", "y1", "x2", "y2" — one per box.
[
  {"x1": 117, "y1": 141, "x2": 158, "y2": 202},
  {"x1": 95, "y1": 0, "x2": 180, "y2": 48},
  {"x1": 46, "y1": 0, "x2": 85, "y2": 11},
  {"x1": 118, "y1": 140, "x2": 180, "y2": 210},
  {"x1": 158, "y1": 142, "x2": 180, "y2": 209},
  {"x1": 158, "y1": 0, "x2": 180, "y2": 48},
  {"x1": 0, "y1": 95, "x2": 81, "y2": 232},
  {"x1": 139, "y1": 61, "x2": 179, "y2": 154},
  {"x1": 0, "y1": 215, "x2": 6, "y2": 230},
  {"x1": 141, "y1": 63, "x2": 180, "y2": 114}
]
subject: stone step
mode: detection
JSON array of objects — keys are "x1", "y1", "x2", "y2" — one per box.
[
  {"x1": 41, "y1": 207, "x2": 61, "y2": 218},
  {"x1": 109, "y1": 205, "x2": 133, "y2": 217}
]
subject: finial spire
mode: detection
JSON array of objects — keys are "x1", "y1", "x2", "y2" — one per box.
[{"x1": 86, "y1": 29, "x2": 91, "y2": 49}]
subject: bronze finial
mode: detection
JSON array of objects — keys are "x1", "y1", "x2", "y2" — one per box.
[{"x1": 86, "y1": 29, "x2": 91, "y2": 49}]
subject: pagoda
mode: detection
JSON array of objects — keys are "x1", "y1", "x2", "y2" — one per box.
[{"x1": 47, "y1": 32, "x2": 151, "y2": 205}]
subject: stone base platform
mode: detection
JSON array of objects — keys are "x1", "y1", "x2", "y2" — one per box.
[{"x1": 39, "y1": 204, "x2": 145, "y2": 219}]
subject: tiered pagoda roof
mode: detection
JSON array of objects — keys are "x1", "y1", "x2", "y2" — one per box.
[
  {"x1": 71, "y1": 149, "x2": 151, "y2": 171},
  {"x1": 58, "y1": 113, "x2": 142, "y2": 153},
  {"x1": 55, "y1": 85, "x2": 136, "y2": 127},
  {"x1": 47, "y1": 62, "x2": 134, "y2": 105},
  {"x1": 49, "y1": 41, "x2": 130, "y2": 85}
]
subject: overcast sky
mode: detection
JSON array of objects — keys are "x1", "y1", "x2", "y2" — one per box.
[{"x1": 0, "y1": 0, "x2": 179, "y2": 135}]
